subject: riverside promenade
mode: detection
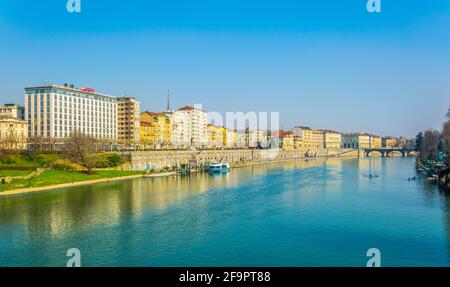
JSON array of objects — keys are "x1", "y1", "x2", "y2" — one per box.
[
  {"x1": 126, "y1": 148, "x2": 357, "y2": 170},
  {"x1": 0, "y1": 148, "x2": 357, "y2": 197}
]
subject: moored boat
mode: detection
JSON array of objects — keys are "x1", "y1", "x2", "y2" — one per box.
[{"x1": 208, "y1": 162, "x2": 230, "y2": 173}]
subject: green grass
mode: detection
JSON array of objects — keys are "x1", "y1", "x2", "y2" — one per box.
[
  {"x1": 1, "y1": 152, "x2": 123, "y2": 169},
  {"x1": 2, "y1": 170, "x2": 144, "y2": 191},
  {"x1": 0, "y1": 152, "x2": 59, "y2": 168}
]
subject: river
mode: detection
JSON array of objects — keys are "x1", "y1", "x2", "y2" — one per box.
[{"x1": 0, "y1": 157, "x2": 449, "y2": 266}]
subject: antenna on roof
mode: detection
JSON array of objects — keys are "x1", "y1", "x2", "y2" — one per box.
[{"x1": 166, "y1": 89, "x2": 171, "y2": 112}]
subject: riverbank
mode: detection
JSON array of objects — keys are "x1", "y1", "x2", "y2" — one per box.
[
  {"x1": 0, "y1": 171, "x2": 177, "y2": 197},
  {"x1": 0, "y1": 153, "x2": 351, "y2": 197}
]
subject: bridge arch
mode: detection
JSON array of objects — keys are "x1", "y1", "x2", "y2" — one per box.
[
  {"x1": 388, "y1": 150, "x2": 403, "y2": 157},
  {"x1": 368, "y1": 151, "x2": 382, "y2": 157}
]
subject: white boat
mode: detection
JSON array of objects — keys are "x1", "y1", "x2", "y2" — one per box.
[{"x1": 208, "y1": 162, "x2": 230, "y2": 172}]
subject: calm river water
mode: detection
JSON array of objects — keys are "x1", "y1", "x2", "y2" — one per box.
[{"x1": 0, "y1": 158, "x2": 449, "y2": 266}]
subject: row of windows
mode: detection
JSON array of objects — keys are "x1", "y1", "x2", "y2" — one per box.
[
  {"x1": 28, "y1": 127, "x2": 116, "y2": 138},
  {"x1": 26, "y1": 89, "x2": 116, "y2": 103}
]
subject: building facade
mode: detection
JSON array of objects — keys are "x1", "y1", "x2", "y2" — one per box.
[
  {"x1": 207, "y1": 125, "x2": 226, "y2": 149},
  {"x1": 140, "y1": 112, "x2": 154, "y2": 148},
  {"x1": 25, "y1": 84, "x2": 117, "y2": 146},
  {"x1": 0, "y1": 115, "x2": 27, "y2": 150},
  {"x1": 245, "y1": 129, "x2": 266, "y2": 148},
  {"x1": 117, "y1": 97, "x2": 140, "y2": 147},
  {"x1": 342, "y1": 133, "x2": 371, "y2": 149},
  {"x1": 323, "y1": 130, "x2": 342, "y2": 150},
  {"x1": 172, "y1": 105, "x2": 207, "y2": 148},
  {"x1": 235, "y1": 130, "x2": 246, "y2": 148},
  {"x1": 0, "y1": 104, "x2": 25, "y2": 120},
  {"x1": 279, "y1": 131, "x2": 294, "y2": 150},
  {"x1": 225, "y1": 129, "x2": 236, "y2": 148},
  {"x1": 311, "y1": 130, "x2": 324, "y2": 149},
  {"x1": 140, "y1": 112, "x2": 172, "y2": 149},
  {"x1": 382, "y1": 137, "x2": 398, "y2": 148},
  {"x1": 369, "y1": 135, "x2": 382, "y2": 149},
  {"x1": 293, "y1": 126, "x2": 313, "y2": 149}
]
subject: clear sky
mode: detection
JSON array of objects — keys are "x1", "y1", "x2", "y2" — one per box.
[{"x1": 0, "y1": 0, "x2": 449, "y2": 137}]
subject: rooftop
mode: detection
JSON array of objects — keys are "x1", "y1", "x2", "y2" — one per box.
[
  {"x1": 177, "y1": 105, "x2": 205, "y2": 112},
  {"x1": 294, "y1": 126, "x2": 312, "y2": 130},
  {"x1": 25, "y1": 83, "x2": 116, "y2": 99},
  {"x1": 1, "y1": 103, "x2": 23, "y2": 108},
  {"x1": 279, "y1": 130, "x2": 293, "y2": 138}
]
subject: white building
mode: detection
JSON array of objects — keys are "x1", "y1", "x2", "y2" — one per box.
[
  {"x1": 25, "y1": 84, "x2": 117, "y2": 143},
  {"x1": 322, "y1": 130, "x2": 342, "y2": 150},
  {"x1": 172, "y1": 105, "x2": 207, "y2": 148},
  {"x1": 236, "y1": 130, "x2": 246, "y2": 148},
  {"x1": 246, "y1": 129, "x2": 267, "y2": 148},
  {"x1": 225, "y1": 129, "x2": 236, "y2": 148}
]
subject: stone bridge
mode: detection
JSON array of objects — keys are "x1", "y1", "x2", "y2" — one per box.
[{"x1": 364, "y1": 148, "x2": 416, "y2": 158}]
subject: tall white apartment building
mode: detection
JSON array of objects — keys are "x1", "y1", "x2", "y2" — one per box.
[
  {"x1": 25, "y1": 84, "x2": 117, "y2": 143},
  {"x1": 172, "y1": 105, "x2": 207, "y2": 148}
]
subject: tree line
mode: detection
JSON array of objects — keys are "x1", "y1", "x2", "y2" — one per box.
[{"x1": 415, "y1": 106, "x2": 450, "y2": 166}]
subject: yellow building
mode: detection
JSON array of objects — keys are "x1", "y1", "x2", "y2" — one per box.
[
  {"x1": 207, "y1": 125, "x2": 227, "y2": 148},
  {"x1": 293, "y1": 136, "x2": 302, "y2": 149},
  {"x1": 382, "y1": 137, "x2": 397, "y2": 148},
  {"x1": 370, "y1": 135, "x2": 382, "y2": 149},
  {"x1": 293, "y1": 126, "x2": 313, "y2": 149},
  {"x1": 279, "y1": 131, "x2": 294, "y2": 150},
  {"x1": 140, "y1": 112, "x2": 154, "y2": 147},
  {"x1": 0, "y1": 115, "x2": 27, "y2": 150},
  {"x1": 140, "y1": 112, "x2": 172, "y2": 149}
]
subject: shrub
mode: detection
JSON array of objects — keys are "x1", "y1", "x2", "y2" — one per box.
[
  {"x1": 94, "y1": 159, "x2": 111, "y2": 168},
  {"x1": 94, "y1": 154, "x2": 125, "y2": 168},
  {"x1": 52, "y1": 161, "x2": 75, "y2": 171},
  {"x1": 107, "y1": 154, "x2": 124, "y2": 167},
  {"x1": 0, "y1": 154, "x2": 14, "y2": 165}
]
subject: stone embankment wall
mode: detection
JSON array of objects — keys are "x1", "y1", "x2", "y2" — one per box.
[{"x1": 126, "y1": 148, "x2": 354, "y2": 171}]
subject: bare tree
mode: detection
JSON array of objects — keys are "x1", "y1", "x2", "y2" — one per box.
[
  {"x1": 421, "y1": 129, "x2": 441, "y2": 161},
  {"x1": 63, "y1": 131, "x2": 97, "y2": 174},
  {"x1": 27, "y1": 134, "x2": 46, "y2": 167},
  {"x1": 443, "y1": 119, "x2": 450, "y2": 166}
]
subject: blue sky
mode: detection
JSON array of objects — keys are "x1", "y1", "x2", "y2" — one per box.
[{"x1": 0, "y1": 0, "x2": 449, "y2": 137}]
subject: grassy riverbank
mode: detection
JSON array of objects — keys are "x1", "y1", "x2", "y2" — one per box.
[
  {"x1": 1, "y1": 170, "x2": 144, "y2": 192},
  {"x1": 0, "y1": 151, "x2": 141, "y2": 193}
]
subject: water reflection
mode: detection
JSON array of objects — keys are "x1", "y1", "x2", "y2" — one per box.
[
  {"x1": 0, "y1": 159, "x2": 329, "y2": 237},
  {"x1": 1, "y1": 158, "x2": 450, "y2": 266}
]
